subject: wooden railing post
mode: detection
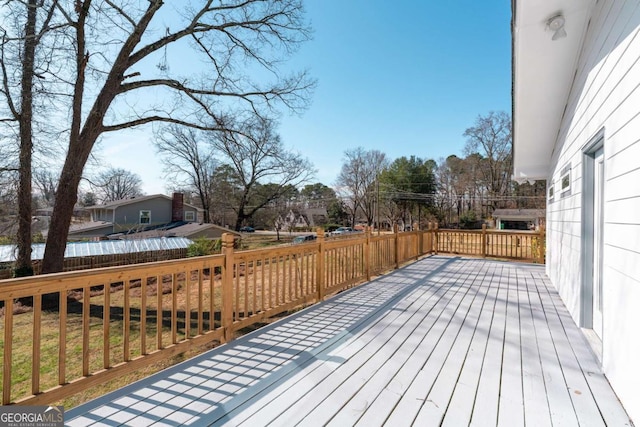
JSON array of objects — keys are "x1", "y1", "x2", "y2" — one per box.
[
  {"x1": 365, "y1": 226, "x2": 371, "y2": 281},
  {"x1": 425, "y1": 222, "x2": 430, "y2": 254},
  {"x1": 414, "y1": 223, "x2": 421, "y2": 260},
  {"x1": 537, "y1": 225, "x2": 546, "y2": 264},
  {"x1": 316, "y1": 227, "x2": 325, "y2": 301},
  {"x1": 221, "y1": 233, "x2": 235, "y2": 343},
  {"x1": 433, "y1": 222, "x2": 439, "y2": 255},
  {"x1": 394, "y1": 224, "x2": 400, "y2": 269},
  {"x1": 428, "y1": 222, "x2": 434, "y2": 254},
  {"x1": 481, "y1": 223, "x2": 487, "y2": 258}
]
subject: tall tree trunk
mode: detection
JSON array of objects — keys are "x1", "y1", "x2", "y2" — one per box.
[
  {"x1": 41, "y1": 158, "x2": 86, "y2": 273},
  {"x1": 15, "y1": 0, "x2": 38, "y2": 277},
  {"x1": 42, "y1": 0, "x2": 161, "y2": 273}
]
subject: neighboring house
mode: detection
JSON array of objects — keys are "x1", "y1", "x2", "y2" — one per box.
[
  {"x1": 69, "y1": 193, "x2": 204, "y2": 240},
  {"x1": 492, "y1": 208, "x2": 545, "y2": 230},
  {"x1": 305, "y1": 208, "x2": 328, "y2": 227},
  {"x1": 276, "y1": 208, "x2": 329, "y2": 230},
  {"x1": 513, "y1": 0, "x2": 640, "y2": 421}
]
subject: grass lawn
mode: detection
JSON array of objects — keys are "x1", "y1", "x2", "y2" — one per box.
[{"x1": 0, "y1": 233, "x2": 312, "y2": 408}]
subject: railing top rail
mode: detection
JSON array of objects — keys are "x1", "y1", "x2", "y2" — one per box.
[
  {"x1": 0, "y1": 253, "x2": 225, "y2": 298},
  {"x1": 437, "y1": 228, "x2": 541, "y2": 235}
]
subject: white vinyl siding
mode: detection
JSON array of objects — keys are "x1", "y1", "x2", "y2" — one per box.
[{"x1": 546, "y1": 0, "x2": 640, "y2": 421}]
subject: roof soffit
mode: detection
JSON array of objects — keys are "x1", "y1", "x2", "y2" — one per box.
[{"x1": 512, "y1": 0, "x2": 595, "y2": 181}]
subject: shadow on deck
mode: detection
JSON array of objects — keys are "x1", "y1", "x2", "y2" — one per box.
[{"x1": 66, "y1": 256, "x2": 631, "y2": 426}]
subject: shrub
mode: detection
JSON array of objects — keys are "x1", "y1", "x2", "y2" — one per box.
[
  {"x1": 187, "y1": 238, "x2": 221, "y2": 257},
  {"x1": 459, "y1": 211, "x2": 478, "y2": 229}
]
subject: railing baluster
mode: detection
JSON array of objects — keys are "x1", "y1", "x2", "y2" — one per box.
[
  {"x1": 82, "y1": 287, "x2": 90, "y2": 377},
  {"x1": 3, "y1": 299, "x2": 13, "y2": 404},
  {"x1": 58, "y1": 292, "x2": 67, "y2": 386},
  {"x1": 171, "y1": 273, "x2": 177, "y2": 344},
  {"x1": 124, "y1": 280, "x2": 130, "y2": 361},
  {"x1": 141, "y1": 278, "x2": 147, "y2": 354},
  {"x1": 275, "y1": 257, "x2": 280, "y2": 305},
  {"x1": 32, "y1": 294, "x2": 41, "y2": 395},
  {"x1": 244, "y1": 261, "x2": 249, "y2": 316},
  {"x1": 103, "y1": 282, "x2": 110, "y2": 369},
  {"x1": 156, "y1": 275, "x2": 163, "y2": 350},
  {"x1": 198, "y1": 268, "x2": 203, "y2": 336},
  {"x1": 185, "y1": 273, "x2": 191, "y2": 339},
  {"x1": 261, "y1": 258, "x2": 265, "y2": 308},
  {"x1": 252, "y1": 260, "x2": 257, "y2": 314},
  {"x1": 209, "y1": 266, "x2": 215, "y2": 331}
]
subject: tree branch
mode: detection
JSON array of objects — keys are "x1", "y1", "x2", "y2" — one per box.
[{"x1": 102, "y1": 116, "x2": 228, "y2": 133}]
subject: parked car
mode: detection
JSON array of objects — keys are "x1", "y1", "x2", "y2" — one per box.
[
  {"x1": 239, "y1": 226, "x2": 255, "y2": 233},
  {"x1": 331, "y1": 226, "x2": 356, "y2": 235},
  {"x1": 292, "y1": 234, "x2": 317, "y2": 244}
]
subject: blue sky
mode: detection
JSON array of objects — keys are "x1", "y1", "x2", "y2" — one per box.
[{"x1": 106, "y1": 0, "x2": 512, "y2": 194}]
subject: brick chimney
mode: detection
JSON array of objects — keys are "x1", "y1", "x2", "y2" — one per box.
[{"x1": 171, "y1": 192, "x2": 184, "y2": 222}]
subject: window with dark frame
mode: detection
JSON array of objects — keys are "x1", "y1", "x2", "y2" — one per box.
[
  {"x1": 560, "y1": 164, "x2": 571, "y2": 197},
  {"x1": 139, "y1": 210, "x2": 151, "y2": 224}
]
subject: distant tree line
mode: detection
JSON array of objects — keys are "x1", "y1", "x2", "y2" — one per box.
[{"x1": 334, "y1": 111, "x2": 545, "y2": 230}]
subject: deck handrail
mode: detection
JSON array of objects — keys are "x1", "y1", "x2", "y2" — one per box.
[{"x1": 0, "y1": 225, "x2": 543, "y2": 406}]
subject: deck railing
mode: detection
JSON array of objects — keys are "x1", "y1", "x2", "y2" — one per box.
[
  {"x1": 433, "y1": 224, "x2": 545, "y2": 262},
  {"x1": 0, "y1": 225, "x2": 543, "y2": 406}
]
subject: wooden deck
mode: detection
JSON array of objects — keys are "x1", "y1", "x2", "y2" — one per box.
[{"x1": 65, "y1": 256, "x2": 632, "y2": 426}]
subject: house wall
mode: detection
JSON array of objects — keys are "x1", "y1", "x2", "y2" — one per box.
[
  {"x1": 91, "y1": 208, "x2": 113, "y2": 222},
  {"x1": 112, "y1": 199, "x2": 199, "y2": 229},
  {"x1": 547, "y1": 1, "x2": 640, "y2": 420},
  {"x1": 113, "y1": 198, "x2": 172, "y2": 228}
]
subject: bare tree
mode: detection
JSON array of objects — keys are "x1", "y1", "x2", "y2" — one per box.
[
  {"x1": 335, "y1": 147, "x2": 388, "y2": 226},
  {"x1": 33, "y1": 168, "x2": 58, "y2": 207},
  {"x1": 212, "y1": 116, "x2": 314, "y2": 231},
  {"x1": 91, "y1": 167, "x2": 143, "y2": 203},
  {"x1": 1, "y1": 0, "x2": 61, "y2": 275},
  {"x1": 155, "y1": 125, "x2": 217, "y2": 223},
  {"x1": 463, "y1": 111, "x2": 513, "y2": 211},
  {"x1": 38, "y1": 0, "x2": 314, "y2": 273}
]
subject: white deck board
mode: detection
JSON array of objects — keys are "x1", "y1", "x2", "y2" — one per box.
[
  {"x1": 519, "y1": 269, "x2": 553, "y2": 427},
  {"x1": 439, "y1": 262, "x2": 501, "y2": 427},
  {"x1": 469, "y1": 265, "x2": 509, "y2": 427},
  {"x1": 65, "y1": 256, "x2": 633, "y2": 427}
]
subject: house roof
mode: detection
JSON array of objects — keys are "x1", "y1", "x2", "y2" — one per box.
[
  {"x1": 0, "y1": 237, "x2": 193, "y2": 263},
  {"x1": 85, "y1": 194, "x2": 203, "y2": 212},
  {"x1": 119, "y1": 222, "x2": 239, "y2": 240},
  {"x1": 512, "y1": 0, "x2": 596, "y2": 181},
  {"x1": 493, "y1": 209, "x2": 546, "y2": 218},
  {"x1": 68, "y1": 221, "x2": 113, "y2": 234}
]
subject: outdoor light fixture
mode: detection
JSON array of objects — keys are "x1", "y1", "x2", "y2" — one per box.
[{"x1": 547, "y1": 14, "x2": 567, "y2": 40}]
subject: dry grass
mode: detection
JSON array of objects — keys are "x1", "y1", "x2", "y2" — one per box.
[
  {"x1": 0, "y1": 254, "x2": 322, "y2": 408},
  {"x1": 0, "y1": 233, "x2": 391, "y2": 409}
]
